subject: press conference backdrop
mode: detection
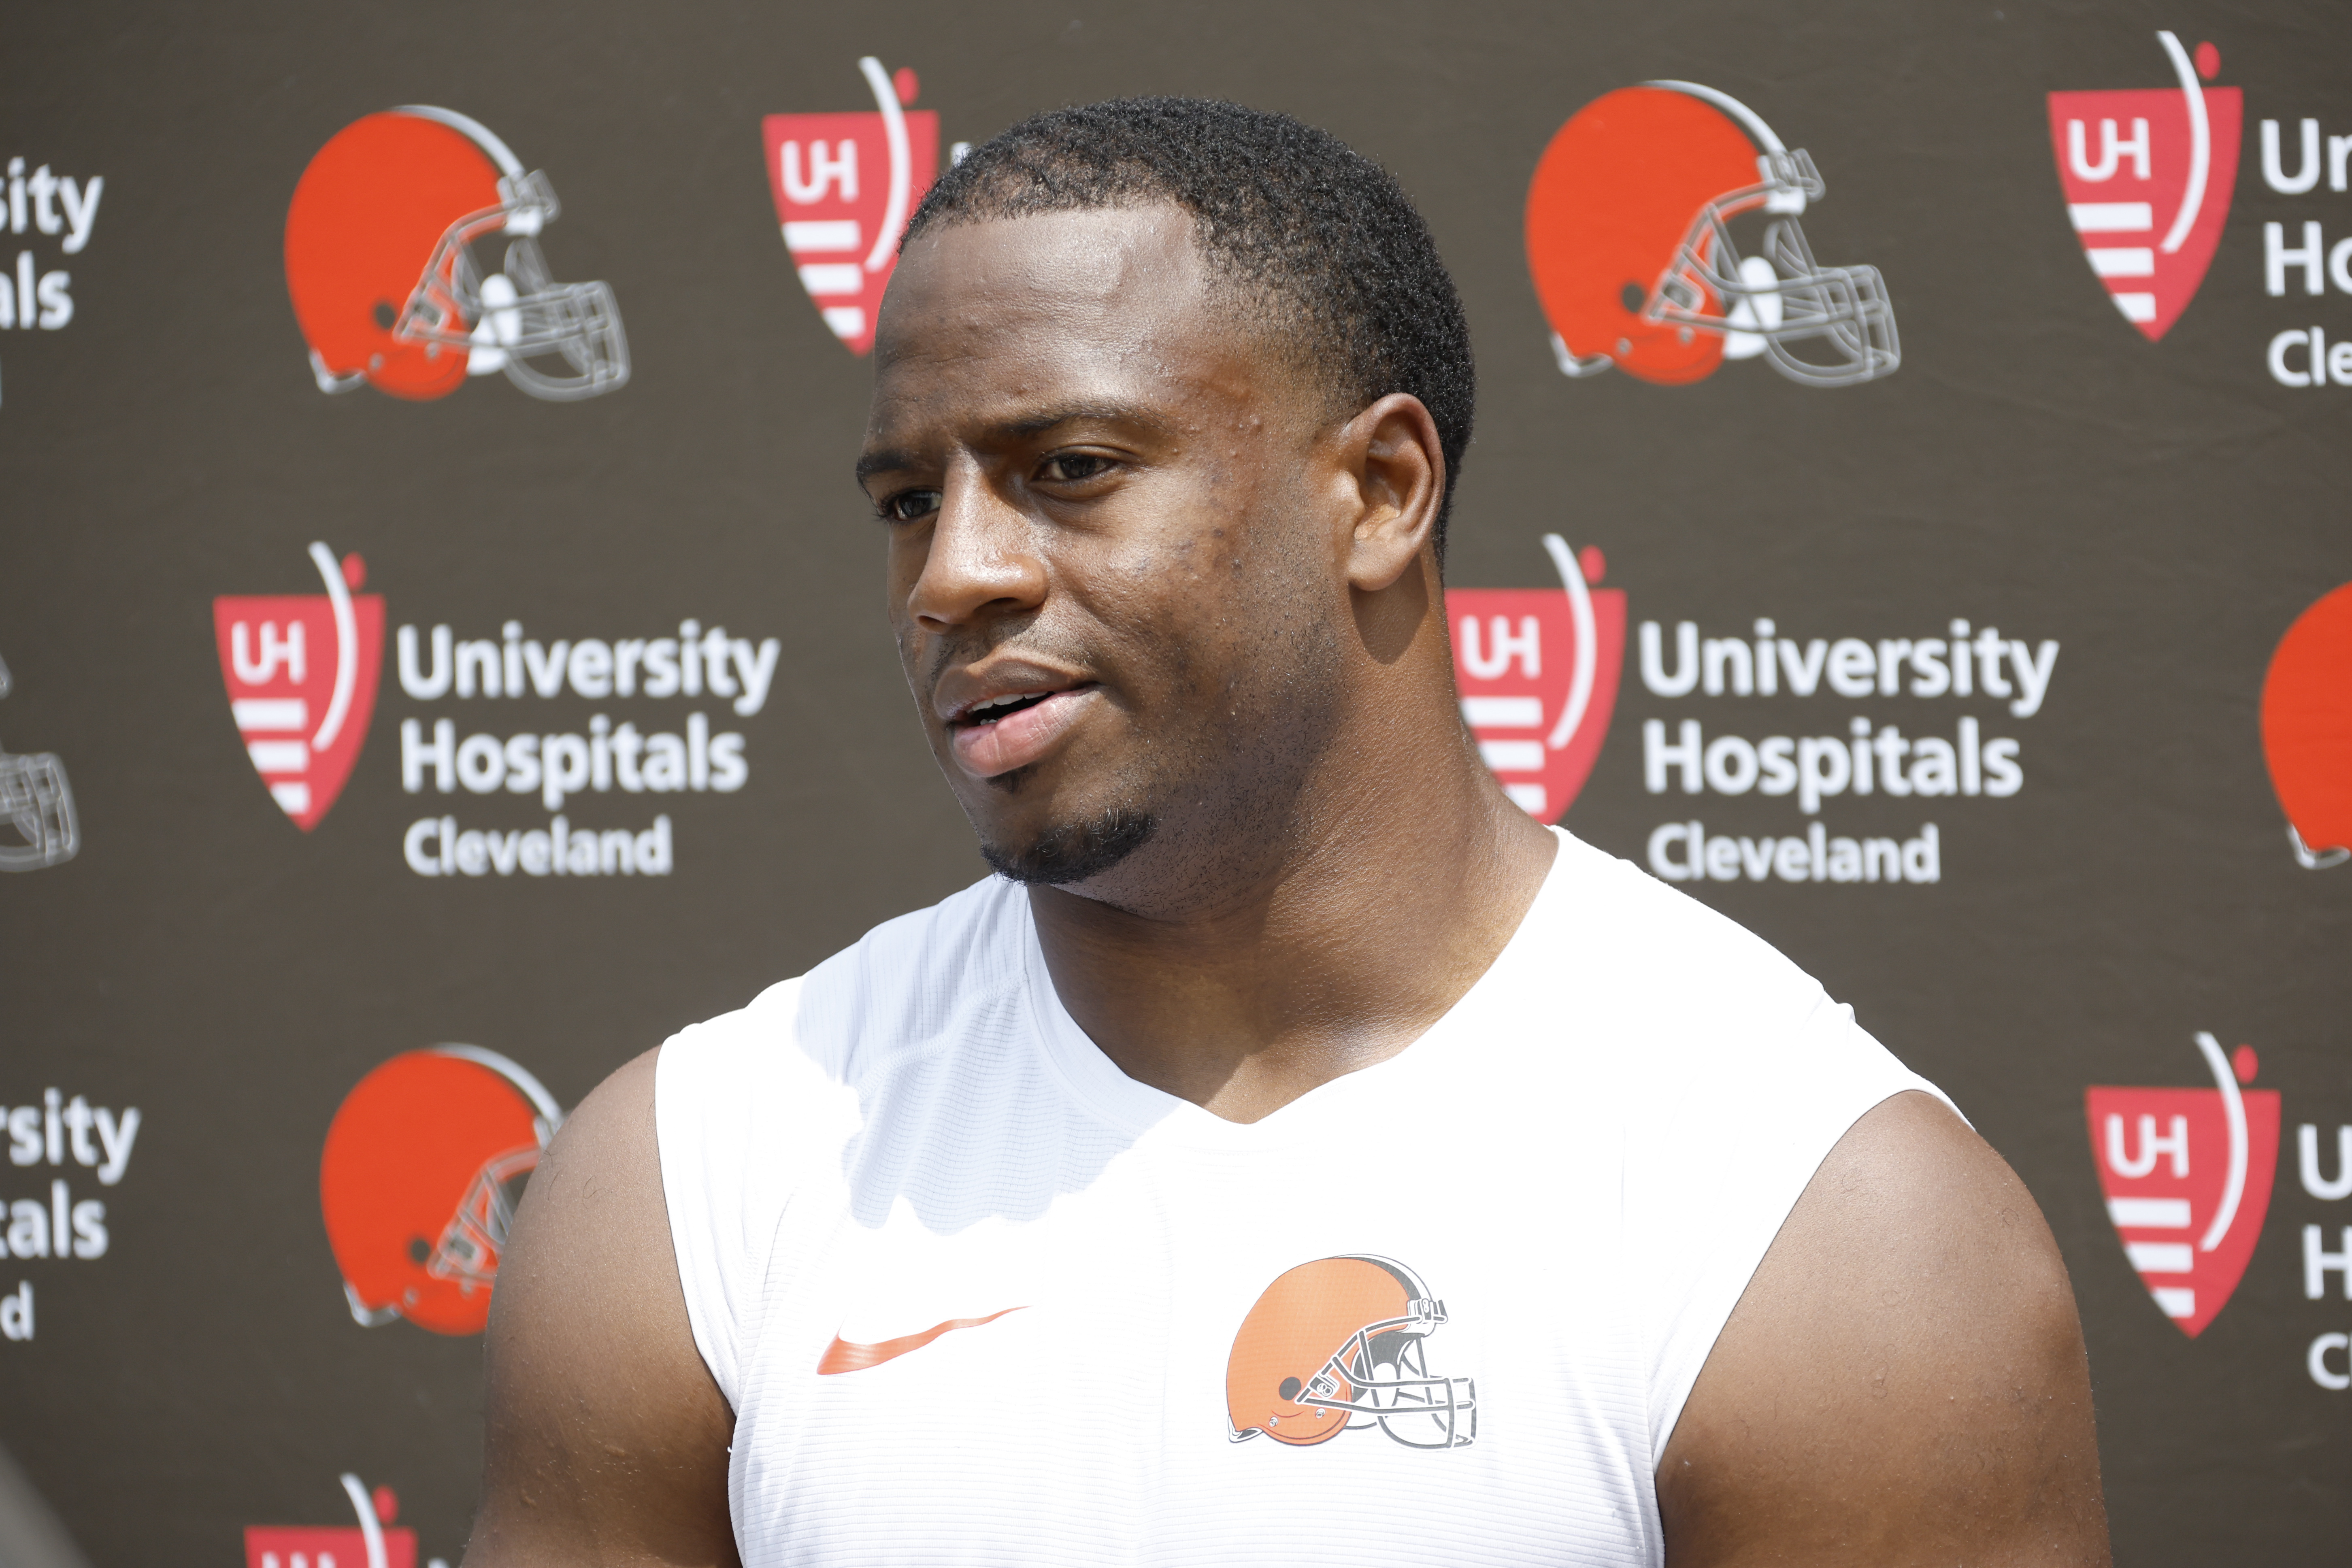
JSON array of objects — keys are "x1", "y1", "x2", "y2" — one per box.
[{"x1": 1, "y1": 1, "x2": 2346, "y2": 1562}]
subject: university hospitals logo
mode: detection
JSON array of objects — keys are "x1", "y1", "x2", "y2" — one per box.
[
  {"x1": 764, "y1": 58, "x2": 941, "y2": 356},
  {"x1": 1526, "y1": 81, "x2": 1897, "y2": 386},
  {"x1": 245, "y1": 1474, "x2": 428, "y2": 1568},
  {"x1": 1448, "y1": 536, "x2": 1623, "y2": 822},
  {"x1": 2088, "y1": 1032, "x2": 2278, "y2": 1337},
  {"x1": 319, "y1": 1047, "x2": 559, "y2": 1336},
  {"x1": 284, "y1": 105, "x2": 628, "y2": 401},
  {"x1": 2260, "y1": 581, "x2": 2352, "y2": 869},
  {"x1": 213, "y1": 545, "x2": 383, "y2": 831},
  {"x1": 2047, "y1": 32, "x2": 2241, "y2": 341}
]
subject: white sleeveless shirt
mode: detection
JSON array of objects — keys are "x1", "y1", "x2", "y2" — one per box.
[{"x1": 657, "y1": 829, "x2": 1946, "y2": 1566}]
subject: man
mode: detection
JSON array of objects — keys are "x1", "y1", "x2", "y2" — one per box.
[{"x1": 466, "y1": 100, "x2": 2110, "y2": 1566}]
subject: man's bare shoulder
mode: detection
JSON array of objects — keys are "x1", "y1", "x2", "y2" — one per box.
[
  {"x1": 1658, "y1": 1090, "x2": 2111, "y2": 1567},
  {"x1": 463, "y1": 1049, "x2": 737, "y2": 1568}
]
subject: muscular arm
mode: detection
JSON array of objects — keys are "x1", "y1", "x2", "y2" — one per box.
[
  {"x1": 463, "y1": 1049, "x2": 739, "y2": 1568},
  {"x1": 1658, "y1": 1091, "x2": 2110, "y2": 1567}
]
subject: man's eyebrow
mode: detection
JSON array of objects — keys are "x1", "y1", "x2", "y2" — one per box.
[
  {"x1": 854, "y1": 448, "x2": 919, "y2": 486},
  {"x1": 855, "y1": 402, "x2": 1171, "y2": 487},
  {"x1": 996, "y1": 401, "x2": 1168, "y2": 440}
]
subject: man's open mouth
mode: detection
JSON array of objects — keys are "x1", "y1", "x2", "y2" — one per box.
[
  {"x1": 945, "y1": 684, "x2": 1098, "y2": 779},
  {"x1": 956, "y1": 689, "x2": 1060, "y2": 728}
]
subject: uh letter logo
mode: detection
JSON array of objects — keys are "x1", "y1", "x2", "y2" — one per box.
[
  {"x1": 2047, "y1": 30, "x2": 2241, "y2": 340},
  {"x1": 245, "y1": 1474, "x2": 417, "y2": 1568},
  {"x1": 1445, "y1": 535, "x2": 1624, "y2": 823},
  {"x1": 763, "y1": 57, "x2": 939, "y2": 356},
  {"x1": 213, "y1": 544, "x2": 383, "y2": 830},
  {"x1": 2087, "y1": 1032, "x2": 2278, "y2": 1337}
]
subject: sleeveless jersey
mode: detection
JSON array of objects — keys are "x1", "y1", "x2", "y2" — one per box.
[{"x1": 657, "y1": 828, "x2": 1947, "y2": 1566}]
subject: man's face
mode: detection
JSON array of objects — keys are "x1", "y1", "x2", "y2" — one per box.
[{"x1": 859, "y1": 205, "x2": 1352, "y2": 895}]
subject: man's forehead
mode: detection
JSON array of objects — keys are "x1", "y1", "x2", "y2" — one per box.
[
  {"x1": 865, "y1": 204, "x2": 1301, "y2": 454},
  {"x1": 884, "y1": 203, "x2": 1207, "y2": 329}
]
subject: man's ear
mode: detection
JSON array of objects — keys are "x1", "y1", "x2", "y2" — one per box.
[{"x1": 1339, "y1": 393, "x2": 1445, "y2": 594}]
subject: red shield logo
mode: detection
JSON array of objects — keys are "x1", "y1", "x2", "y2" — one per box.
[
  {"x1": 245, "y1": 1476, "x2": 417, "y2": 1568},
  {"x1": 213, "y1": 545, "x2": 383, "y2": 831},
  {"x1": 763, "y1": 57, "x2": 939, "y2": 356},
  {"x1": 2047, "y1": 32, "x2": 2241, "y2": 342},
  {"x1": 1446, "y1": 536, "x2": 1625, "y2": 822},
  {"x1": 2260, "y1": 581, "x2": 2352, "y2": 868},
  {"x1": 2086, "y1": 1032, "x2": 2278, "y2": 1337}
]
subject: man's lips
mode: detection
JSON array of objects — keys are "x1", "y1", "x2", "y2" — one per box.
[{"x1": 947, "y1": 684, "x2": 1098, "y2": 778}]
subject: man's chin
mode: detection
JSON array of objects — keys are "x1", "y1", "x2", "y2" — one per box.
[{"x1": 979, "y1": 808, "x2": 1158, "y2": 886}]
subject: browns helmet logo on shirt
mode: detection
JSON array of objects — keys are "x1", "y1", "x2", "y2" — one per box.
[
  {"x1": 319, "y1": 1046, "x2": 561, "y2": 1336},
  {"x1": 285, "y1": 106, "x2": 628, "y2": 401},
  {"x1": 1526, "y1": 81, "x2": 1897, "y2": 387},
  {"x1": 1225, "y1": 1255, "x2": 1475, "y2": 1449}
]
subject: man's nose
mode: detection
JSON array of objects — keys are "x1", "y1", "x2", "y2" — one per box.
[{"x1": 904, "y1": 470, "x2": 1048, "y2": 633}]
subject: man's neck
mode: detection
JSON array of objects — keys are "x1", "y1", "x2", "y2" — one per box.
[{"x1": 1027, "y1": 743, "x2": 1557, "y2": 1124}]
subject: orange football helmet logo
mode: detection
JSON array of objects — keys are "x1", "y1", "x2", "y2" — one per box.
[
  {"x1": 2261, "y1": 581, "x2": 2352, "y2": 868},
  {"x1": 1526, "y1": 82, "x2": 1897, "y2": 386},
  {"x1": 1225, "y1": 1255, "x2": 1475, "y2": 1449},
  {"x1": 319, "y1": 1046, "x2": 560, "y2": 1336},
  {"x1": 284, "y1": 107, "x2": 628, "y2": 402}
]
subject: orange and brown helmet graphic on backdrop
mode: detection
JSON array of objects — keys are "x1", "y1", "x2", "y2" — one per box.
[
  {"x1": 1225, "y1": 1255, "x2": 1475, "y2": 1449},
  {"x1": 319, "y1": 1046, "x2": 561, "y2": 1335},
  {"x1": 2261, "y1": 581, "x2": 2352, "y2": 869},
  {"x1": 285, "y1": 106, "x2": 627, "y2": 401},
  {"x1": 1526, "y1": 81, "x2": 1897, "y2": 387}
]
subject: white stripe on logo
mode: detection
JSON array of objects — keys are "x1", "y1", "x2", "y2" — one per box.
[
  {"x1": 785, "y1": 220, "x2": 862, "y2": 253},
  {"x1": 2126, "y1": 1241, "x2": 2194, "y2": 1274},
  {"x1": 233, "y1": 698, "x2": 307, "y2": 732},
  {"x1": 2069, "y1": 202, "x2": 2153, "y2": 233},
  {"x1": 2088, "y1": 247, "x2": 2156, "y2": 278},
  {"x1": 1462, "y1": 696, "x2": 1543, "y2": 729},
  {"x1": 2109, "y1": 1196, "x2": 2191, "y2": 1228}
]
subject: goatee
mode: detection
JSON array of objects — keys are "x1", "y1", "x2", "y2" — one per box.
[{"x1": 982, "y1": 807, "x2": 1158, "y2": 885}]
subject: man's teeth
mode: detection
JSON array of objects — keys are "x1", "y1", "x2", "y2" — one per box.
[{"x1": 968, "y1": 691, "x2": 1051, "y2": 720}]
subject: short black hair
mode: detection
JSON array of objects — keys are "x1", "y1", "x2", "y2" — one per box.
[{"x1": 903, "y1": 97, "x2": 1475, "y2": 557}]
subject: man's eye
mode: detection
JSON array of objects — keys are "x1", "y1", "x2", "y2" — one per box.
[
  {"x1": 1039, "y1": 453, "x2": 1113, "y2": 483},
  {"x1": 880, "y1": 489, "x2": 941, "y2": 523}
]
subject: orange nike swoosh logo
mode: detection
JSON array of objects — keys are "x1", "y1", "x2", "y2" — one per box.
[{"x1": 816, "y1": 1307, "x2": 1028, "y2": 1374}]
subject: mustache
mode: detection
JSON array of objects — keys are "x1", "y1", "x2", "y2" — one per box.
[{"x1": 917, "y1": 620, "x2": 1095, "y2": 694}]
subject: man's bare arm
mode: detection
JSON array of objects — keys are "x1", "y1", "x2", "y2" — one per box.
[
  {"x1": 1658, "y1": 1091, "x2": 2110, "y2": 1566},
  {"x1": 463, "y1": 1049, "x2": 739, "y2": 1568}
]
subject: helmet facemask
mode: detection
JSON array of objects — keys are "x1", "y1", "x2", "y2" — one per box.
[
  {"x1": 1647, "y1": 149, "x2": 1900, "y2": 387},
  {"x1": 0, "y1": 748, "x2": 78, "y2": 871},
  {"x1": 428, "y1": 1143, "x2": 541, "y2": 1293},
  {"x1": 1293, "y1": 1297, "x2": 1477, "y2": 1449},
  {"x1": 396, "y1": 171, "x2": 630, "y2": 402}
]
